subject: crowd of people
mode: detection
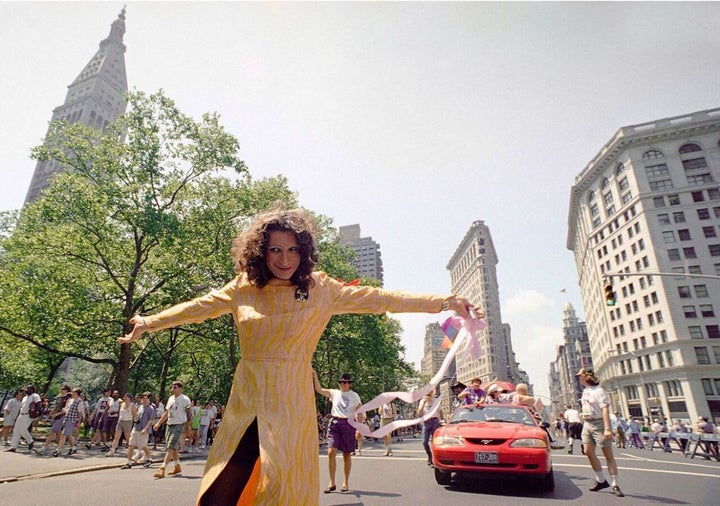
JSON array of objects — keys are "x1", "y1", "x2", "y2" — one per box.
[{"x1": 2, "y1": 382, "x2": 227, "y2": 475}]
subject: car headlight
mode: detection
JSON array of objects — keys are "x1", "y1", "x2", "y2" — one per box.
[
  {"x1": 432, "y1": 434, "x2": 464, "y2": 446},
  {"x1": 509, "y1": 438, "x2": 548, "y2": 448}
]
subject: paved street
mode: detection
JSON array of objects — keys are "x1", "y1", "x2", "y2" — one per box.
[{"x1": 2, "y1": 436, "x2": 719, "y2": 505}]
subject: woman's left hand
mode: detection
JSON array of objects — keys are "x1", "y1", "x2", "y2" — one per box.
[{"x1": 448, "y1": 296, "x2": 484, "y2": 319}]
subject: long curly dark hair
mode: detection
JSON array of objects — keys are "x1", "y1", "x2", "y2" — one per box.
[{"x1": 231, "y1": 204, "x2": 319, "y2": 291}]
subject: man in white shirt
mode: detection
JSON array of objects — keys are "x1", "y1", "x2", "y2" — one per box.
[
  {"x1": 564, "y1": 403, "x2": 583, "y2": 455},
  {"x1": 7, "y1": 385, "x2": 41, "y2": 452},
  {"x1": 152, "y1": 381, "x2": 191, "y2": 479}
]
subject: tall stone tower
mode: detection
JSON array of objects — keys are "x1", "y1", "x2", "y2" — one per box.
[
  {"x1": 24, "y1": 8, "x2": 128, "y2": 204},
  {"x1": 447, "y1": 220, "x2": 520, "y2": 386}
]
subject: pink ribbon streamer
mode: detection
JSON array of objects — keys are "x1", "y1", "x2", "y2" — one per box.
[{"x1": 349, "y1": 314, "x2": 486, "y2": 438}]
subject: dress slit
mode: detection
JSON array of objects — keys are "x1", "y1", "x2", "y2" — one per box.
[{"x1": 199, "y1": 418, "x2": 260, "y2": 505}]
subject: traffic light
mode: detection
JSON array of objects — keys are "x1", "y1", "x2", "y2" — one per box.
[{"x1": 604, "y1": 283, "x2": 617, "y2": 306}]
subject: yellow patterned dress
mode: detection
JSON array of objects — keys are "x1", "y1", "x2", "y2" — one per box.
[{"x1": 142, "y1": 271, "x2": 444, "y2": 505}]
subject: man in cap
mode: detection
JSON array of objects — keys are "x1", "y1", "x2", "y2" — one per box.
[{"x1": 577, "y1": 368, "x2": 624, "y2": 497}]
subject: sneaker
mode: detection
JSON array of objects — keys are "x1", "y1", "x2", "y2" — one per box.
[
  {"x1": 34, "y1": 446, "x2": 47, "y2": 455},
  {"x1": 153, "y1": 468, "x2": 165, "y2": 479},
  {"x1": 568, "y1": 448, "x2": 573, "y2": 454},
  {"x1": 27, "y1": 442, "x2": 34, "y2": 452},
  {"x1": 168, "y1": 464, "x2": 182, "y2": 476},
  {"x1": 589, "y1": 480, "x2": 610, "y2": 492},
  {"x1": 52, "y1": 450, "x2": 59, "y2": 457},
  {"x1": 120, "y1": 462, "x2": 132, "y2": 470},
  {"x1": 613, "y1": 486, "x2": 625, "y2": 497},
  {"x1": 85, "y1": 443, "x2": 92, "y2": 449},
  {"x1": 105, "y1": 450, "x2": 115, "y2": 457},
  {"x1": 143, "y1": 460, "x2": 152, "y2": 468},
  {"x1": 68, "y1": 448, "x2": 77, "y2": 456},
  {"x1": 388, "y1": 450, "x2": 393, "y2": 456}
]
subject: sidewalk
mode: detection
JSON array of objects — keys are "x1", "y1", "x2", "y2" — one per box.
[{"x1": 1, "y1": 441, "x2": 207, "y2": 483}]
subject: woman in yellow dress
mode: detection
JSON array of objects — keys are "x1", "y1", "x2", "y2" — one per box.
[{"x1": 119, "y1": 205, "x2": 474, "y2": 505}]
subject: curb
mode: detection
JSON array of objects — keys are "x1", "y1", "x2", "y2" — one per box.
[{"x1": 0, "y1": 462, "x2": 121, "y2": 483}]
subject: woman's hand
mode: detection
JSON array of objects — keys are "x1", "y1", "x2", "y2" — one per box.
[
  {"x1": 446, "y1": 296, "x2": 484, "y2": 319},
  {"x1": 118, "y1": 316, "x2": 148, "y2": 345}
]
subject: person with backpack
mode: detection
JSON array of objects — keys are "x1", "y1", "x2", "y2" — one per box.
[{"x1": 6, "y1": 385, "x2": 42, "y2": 453}]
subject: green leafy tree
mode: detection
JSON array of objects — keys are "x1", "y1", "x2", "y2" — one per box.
[{"x1": 0, "y1": 90, "x2": 296, "y2": 395}]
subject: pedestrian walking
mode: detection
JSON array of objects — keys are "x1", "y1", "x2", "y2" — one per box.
[
  {"x1": 152, "y1": 381, "x2": 191, "y2": 479},
  {"x1": 564, "y1": 403, "x2": 583, "y2": 454},
  {"x1": 121, "y1": 391, "x2": 156, "y2": 469},
  {"x1": 2, "y1": 390, "x2": 23, "y2": 446},
  {"x1": 54, "y1": 388, "x2": 82, "y2": 456},
  {"x1": 418, "y1": 391, "x2": 444, "y2": 466},
  {"x1": 577, "y1": 368, "x2": 624, "y2": 497},
  {"x1": 37, "y1": 385, "x2": 70, "y2": 454},
  {"x1": 7, "y1": 385, "x2": 41, "y2": 453},
  {"x1": 119, "y1": 204, "x2": 478, "y2": 505},
  {"x1": 313, "y1": 371, "x2": 363, "y2": 494},
  {"x1": 378, "y1": 401, "x2": 397, "y2": 456}
]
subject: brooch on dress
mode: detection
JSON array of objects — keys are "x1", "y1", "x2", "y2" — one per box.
[{"x1": 295, "y1": 287, "x2": 309, "y2": 301}]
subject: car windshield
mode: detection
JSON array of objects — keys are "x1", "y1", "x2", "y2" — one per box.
[{"x1": 449, "y1": 405, "x2": 536, "y2": 426}]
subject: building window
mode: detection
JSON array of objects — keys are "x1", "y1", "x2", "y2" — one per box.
[
  {"x1": 601, "y1": 178, "x2": 610, "y2": 190},
  {"x1": 616, "y1": 163, "x2": 626, "y2": 176},
  {"x1": 689, "y1": 265, "x2": 702, "y2": 274},
  {"x1": 715, "y1": 206, "x2": 720, "y2": 218},
  {"x1": 689, "y1": 326, "x2": 704, "y2": 339},
  {"x1": 708, "y1": 188, "x2": 720, "y2": 200},
  {"x1": 701, "y1": 379, "x2": 714, "y2": 395},
  {"x1": 683, "y1": 158, "x2": 709, "y2": 171},
  {"x1": 678, "y1": 229, "x2": 692, "y2": 241},
  {"x1": 656, "y1": 310, "x2": 664, "y2": 323},
  {"x1": 645, "y1": 163, "x2": 669, "y2": 176},
  {"x1": 607, "y1": 205, "x2": 616, "y2": 216},
  {"x1": 698, "y1": 208, "x2": 710, "y2": 220},
  {"x1": 590, "y1": 203, "x2": 599, "y2": 216},
  {"x1": 708, "y1": 325, "x2": 720, "y2": 339},
  {"x1": 666, "y1": 350, "x2": 674, "y2": 366},
  {"x1": 668, "y1": 195, "x2": 681, "y2": 205},
  {"x1": 695, "y1": 285, "x2": 709, "y2": 298},
  {"x1": 688, "y1": 174, "x2": 714, "y2": 186},
  {"x1": 653, "y1": 196, "x2": 666, "y2": 208},
  {"x1": 665, "y1": 380, "x2": 682, "y2": 396},
  {"x1": 684, "y1": 247, "x2": 697, "y2": 259},
  {"x1": 710, "y1": 244, "x2": 720, "y2": 257},
  {"x1": 692, "y1": 190, "x2": 705, "y2": 202},
  {"x1": 622, "y1": 192, "x2": 633, "y2": 204},
  {"x1": 650, "y1": 179, "x2": 674, "y2": 191},
  {"x1": 668, "y1": 249, "x2": 681, "y2": 261},
  {"x1": 643, "y1": 149, "x2": 665, "y2": 160},
  {"x1": 673, "y1": 211, "x2": 686, "y2": 223},
  {"x1": 700, "y1": 305, "x2": 715, "y2": 317},
  {"x1": 658, "y1": 214, "x2": 670, "y2": 225},
  {"x1": 678, "y1": 286, "x2": 691, "y2": 298},
  {"x1": 695, "y1": 347, "x2": 711, "y2": 364},
  {"x1": 679, "y1": 143, "x2": 702, "y2": 154},
  {"x1": 684, "y1": 305, "x2": 697, "y2": 318},
  {"x1": 662, "y1": 231, "x2": 675, "y2": 243},
  {"x1": 703, "y1": 226, "x2": 717, "y2": 238}
]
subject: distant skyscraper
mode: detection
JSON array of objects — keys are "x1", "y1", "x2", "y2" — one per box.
[
  {"x1": 549, "y1": 303, "x2": 591, "y2": 412},
  {"x1": 24, "y1": 8, "x2": 128, "y2": 204},
  {"x1": 339, "y1": 224, "x2": 384, "y2": 284},
  {"x1": 447, "y1": 220, "x2": 521, "y2": 386},
  {"x1": 567, "y1": 107, "x2": 720, "y2": 422}
]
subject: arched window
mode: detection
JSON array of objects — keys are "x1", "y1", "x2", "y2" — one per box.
[
  {"x1": 615, "y1": 163, "x2": 626, "y2": 176},
  {"x1": 601, "y1": 177, "x2": 610, "y2": 190},
  {"x1": 679, "y1": 143, "x2": 702, "y2": 154},
  {"x1": 588, "y1": 190, "x2": 596, "y2": 203},
  {"x1": 642, "y1": 149, "x2": 664, "y2": 161}
]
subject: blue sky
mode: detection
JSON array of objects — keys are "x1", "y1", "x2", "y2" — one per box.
[{"x1": 2, "y1": 2, "x2": 719, "y2": 401}]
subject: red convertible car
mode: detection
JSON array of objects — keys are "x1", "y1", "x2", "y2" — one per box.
[{"x1": 431, "y1": 404, "x2": 554, "y2": 491}]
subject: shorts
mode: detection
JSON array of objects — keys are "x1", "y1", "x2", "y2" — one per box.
[
  {"x1": 166, "y1": 423, "x2": 185, "y2": 450},
  {"x1": 117, "y1": 419, "x2": 133, "y2": 437},
  {"x1": 567, "y1": 422, "x2": 583, "y2": 439},
  {"x1": 327, "y1": 418, "x2": 356, "y2": 453},
  {"x1": 103, "y1": 415, "x2": 119, "y2": 433},
  {"x1": 51, "y1": 416, "x2": 65, "y2": 433},
  {"x1": 582, "y1": 419, "x2": 611, "y2": 448},
  {"x1": 61, "y1": 418, "x2": 77, "y2": 436},
  {"x1": 129, "y1": 427, "x2": 149, "y2": 448}
]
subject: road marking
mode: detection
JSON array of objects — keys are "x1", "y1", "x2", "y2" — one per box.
[{"x1": 554, "y1": 462, "x2": 720, "y2": 479}]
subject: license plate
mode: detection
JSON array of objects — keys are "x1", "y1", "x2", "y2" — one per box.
[{"x1": 474, "y1": 451, "x2": 498, "y2": 464}]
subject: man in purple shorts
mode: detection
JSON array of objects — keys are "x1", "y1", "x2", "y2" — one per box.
[{"x1": 313, "y1": 371, "x2": 363, "y2": 494}]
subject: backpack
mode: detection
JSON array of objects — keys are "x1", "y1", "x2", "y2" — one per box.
[{"x1": 28, "y1": 398, "x2": 43, "y2": 419}]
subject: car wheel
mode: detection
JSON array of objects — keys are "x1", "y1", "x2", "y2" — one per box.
[
  {"x1": 434, "y1": 467, "x2": 452, "y2": 486},
  {"x1": 541, "y1": 468, "x2": 555, "y2": 492}
]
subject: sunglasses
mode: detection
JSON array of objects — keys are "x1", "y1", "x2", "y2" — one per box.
[{"x1": 339, "y1": 380, "x2": 352, "y2": 384}]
